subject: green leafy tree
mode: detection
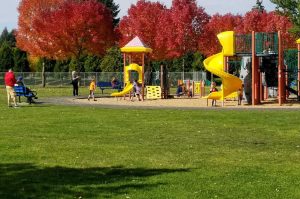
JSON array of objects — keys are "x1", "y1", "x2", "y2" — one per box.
[
  {"x1": 0, "y1": 41, "x2": 14, "y2": 71},
  {"x1": 34, "y1": 58, "x2": 56, "y2": 72},
  {"x1": 170, "y1": 53, "x2": 195, "y2": 72},
  {"x1": 54, "y1": 60, "x2": 70, "y2": 72},
  {"x1": 270, "y1": 0, "x2": 300, "y2": 35},
  {"x1": 192, "y1": 52, "x2": 205, "y2": 71},
  {"x1": 99, "y1": 47, "x2": 122, "y2": 72},
  {"x1": 69, "y1": 57, "x2": 82, "y2": 72},
  {"x1": 84, "y1": 55, "x2": 102, "y2": 72}
]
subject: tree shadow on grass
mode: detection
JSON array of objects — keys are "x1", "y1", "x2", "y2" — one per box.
[{"x1": 0, "y1": 163, "x2": 190, "y2": 198}]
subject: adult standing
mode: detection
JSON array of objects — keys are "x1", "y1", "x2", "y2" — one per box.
[
  {"x1": 71, "y1": 71, "x2": 80, "y2": 96},
  {"x1": 4, "y1": 69, "x2": 18, "y2": 108}
]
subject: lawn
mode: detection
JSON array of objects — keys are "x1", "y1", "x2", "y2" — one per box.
[{"x1": 0, "y1": 88, "x2": 300, "y2": 198}]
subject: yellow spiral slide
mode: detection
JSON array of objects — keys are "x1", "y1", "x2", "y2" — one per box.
[{"x1": 203, "y1": 31, "x2": 242, "y2": 100}]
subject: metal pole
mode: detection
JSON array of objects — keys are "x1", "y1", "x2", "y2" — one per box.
[{"x1": 142, "y1": 53, "x2": 145, "y2": 101}]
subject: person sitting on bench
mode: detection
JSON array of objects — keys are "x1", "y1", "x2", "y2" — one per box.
[
  {"x1": 111, "y1": 76, "x2": 121, "y2": 90},
  {"x1": 15, "y1": 76, "x2": 38, "y2": 102},
  {"x1": 176, "y1": 83, "x2": 185, "y2": 97}
]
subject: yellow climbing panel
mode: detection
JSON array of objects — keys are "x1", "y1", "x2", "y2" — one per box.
[
  {"x1": 195, "y1": 83, "x2": 201, "y2": 94},
  {"x1": 146, "y1": 86, "x2": 161, "y2": 99}
]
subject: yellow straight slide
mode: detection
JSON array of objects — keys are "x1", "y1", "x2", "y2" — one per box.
[
  {"x1": 111, "y1": 83, "x2": 133, "y2": 97},
  {"x1": 203, "y1": 31, "x2": 242, "y2": 100}
]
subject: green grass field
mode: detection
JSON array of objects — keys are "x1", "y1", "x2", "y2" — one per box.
[{"x1": 0, "y1": 88, "x2": 300, "y2": 198}]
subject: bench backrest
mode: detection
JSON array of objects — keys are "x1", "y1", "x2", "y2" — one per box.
[
  {"x1": 97, "y1": 82, "x2": 112, "y2": 88},
  {"x1": 14, "y1": 86, "x2": 36, "y2": 97},
  {"x1": 97, "y1": 81, "x2": 123, "y2": 88},
  {"x1": 14, "y1": 86, "x2": 26, "y2": 94}
]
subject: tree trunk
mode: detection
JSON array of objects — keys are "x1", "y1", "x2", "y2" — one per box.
[
  {"x1": 182, "y1": 58, "x2": 185, "y2": 80},
  {"x1": 76, "y1": 56, "x2": 82, "y2": 86}
]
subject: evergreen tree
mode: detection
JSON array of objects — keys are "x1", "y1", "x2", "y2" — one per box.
[
  {"x1": 0, "y1": 28, "x2": 16, "y2": 46},
  {"x1": 252, "y1": 0, "x2": 265, "y2": 12},
  {"x1": 13, "y1": 48, "x2": 30, "y2": 72},
  {"x1": 0, "y1": 28, "x2": 9, "y2": 46},
  {"x1": 97, "y1": 0, "x2": 120, "y2": 26},
  {"x1": 0, "y1": 41, "x2": 14, "y2": 71}
]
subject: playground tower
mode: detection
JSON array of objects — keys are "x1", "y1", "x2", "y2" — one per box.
[
  {"x1": 111, "y1": 36, "x2": 152, "y2": 99},
  {"x1": 205, "y1": 31, "x2": 291, "y2": 106}
]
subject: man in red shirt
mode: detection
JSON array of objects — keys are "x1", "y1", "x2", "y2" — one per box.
[{"x1": 4, "y1": 68, "x2": 18, "y2": 107}]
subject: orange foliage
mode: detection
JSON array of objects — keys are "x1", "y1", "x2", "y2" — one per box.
[
  {"x1": 17, "y1": 0, "x2": 116, "y2": 60},
  {"x1": 17, "y1": 0, "x2": 63, "y2": 56},
  {"x1": 199, "y1": 13, "x2": 243, "y2": 56},
  {"x1": 118, "y1": 0, "x2": 167, "y2": 60},
  {"x1": 118, "y1": 0, "x2": 209, "y2": 60},
  {"x1": 199, "y1": 10, "x2": 296, "y2": 56}
]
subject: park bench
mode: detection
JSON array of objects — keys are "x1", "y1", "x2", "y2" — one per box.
[
  {"x1": 97, "y1": 81, "x2": 123, "y2": 94},
  {"x1": 14, "y1": 86, "x2": 38, "y2": 104}
]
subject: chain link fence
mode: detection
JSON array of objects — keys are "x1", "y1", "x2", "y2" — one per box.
[{"x1": 0, "y1": 71, "x2": 207, "y2": 88}]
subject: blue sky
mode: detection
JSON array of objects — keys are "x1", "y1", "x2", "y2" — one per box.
[{"x1": 0, "y1": 0, "x2": 276, "y2": 31}]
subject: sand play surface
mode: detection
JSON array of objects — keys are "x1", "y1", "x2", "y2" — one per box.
[{"x1": 44, "y1": 95, "x2": 300, "y2": 109}]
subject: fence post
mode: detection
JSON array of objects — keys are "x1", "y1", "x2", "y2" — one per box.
[
  {"x1": 84, "y1": 73, "x2": 86, "y2": 87},
  {"x1": 42, "y1": 63, "x2": 46, "y2": 87}
]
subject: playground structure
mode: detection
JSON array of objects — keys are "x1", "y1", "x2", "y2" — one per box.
[
  {"x1": 203, "y1": 31, "x2": 242, "y2": 103},
  {"x1": 293, "y1": 39, "x2": 300, "y2": 100},
  {"x1": 204, "y1": 30, "x2": 300, "y2": 106},
  {"x1": 111, "y1": 36, "x2": 152, "y2": 100},
  {"x1": 112, "y1": 31, "x2": 300, "y2": 106}
]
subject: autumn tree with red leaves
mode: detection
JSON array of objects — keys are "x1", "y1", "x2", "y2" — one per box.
[
  {"x1": 236, "y1": 10, "x2": 295, "y2": 48},
  {"x1": 118, "y1": 0, "x2": 209, "y2": 61},
  {"x1": 167, "y1": 0, "x2": 209, "y2": 58},
  {"x1": 16, "y1": 0, "x2": 63, "y2": 58},
  {"x1": 263, "y1": 11, "x2": 295, "y2": 48},
  {"x1": 199, "y1": 14, "x2": 243, "y2": 56},
  {"x1": 236, "y1": 10, "x2": 269, "y2": 33},
  {"x1": 118, "y1": 0, "x2": 167, "y2": 60},
  {"x1": 198, "y1": 9, "x2": 295, "y2": 56},
  {"x1": 17, "y1": 0, "x2": 116, "y2": 71}
]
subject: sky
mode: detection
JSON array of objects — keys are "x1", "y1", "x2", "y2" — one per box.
[{"x1": 0, "y1": 0, "x2": 277, "y2": 31}]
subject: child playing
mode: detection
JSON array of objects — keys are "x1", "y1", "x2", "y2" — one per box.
[
  {"x1": 176, "y1": 83, "x2": 184, "y2": 97},
  {"x1": 88, "y1": 77, "x2": 97, "y2": 101},
  {"x1": 132, "y1": 79, "x2": 142, "y2": 101},
  {"x1": 210, "y1": 82, "x2": 218, "y2": 106},
  {"x1": 188, "y1": 85, "x2": 193, "y2": 98},
  {"x1": 238, "y1": 84, "x2": 244, "y2": 105}
]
